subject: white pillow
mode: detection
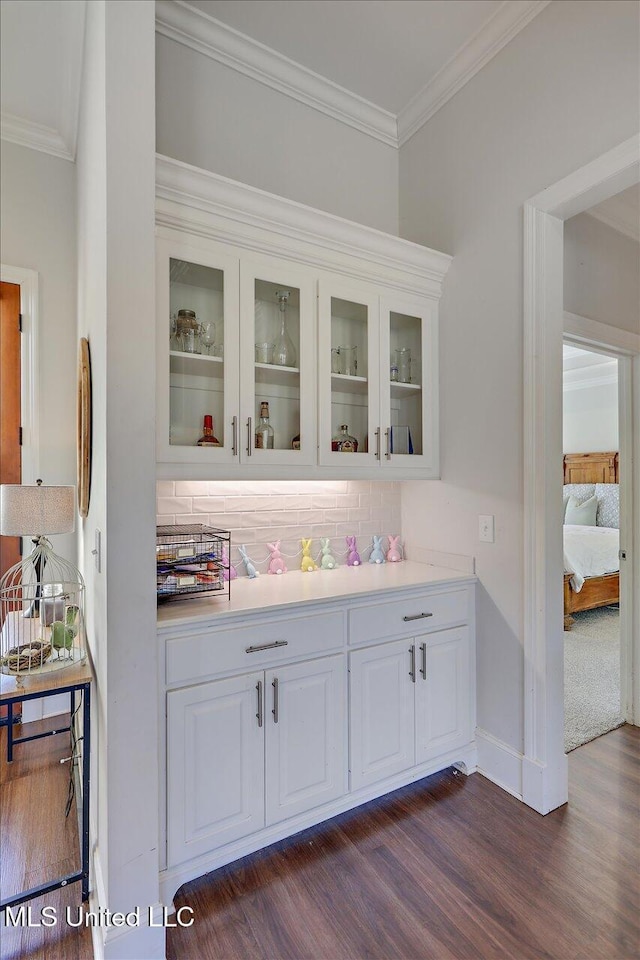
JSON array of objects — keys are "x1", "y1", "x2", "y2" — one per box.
[{"x1": 564, "y1": 494, "x2": 598, "y2": 526}]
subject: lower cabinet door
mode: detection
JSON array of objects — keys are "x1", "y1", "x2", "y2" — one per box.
[
  {"x1": 415, "y1": 626, "x2": 471, "y2": 764},
  {"x1": 349, "y1": 638, "x2": 415, "y2": 791},
  {"x1": 167, "y1": 672, "x2": 265, "y2": 865},
  {"x1": 265, "y1": 654, "x2": 346, "y2": 826}
]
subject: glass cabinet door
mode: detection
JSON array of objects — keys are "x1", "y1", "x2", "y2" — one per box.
[
  {"x1": 318, "y1": 280, "x2": 379, "y2": 467},
  {"x1": 157, "y1": 236, "x2": 240, "y2": 463},
  {"x1": 239, "y1": 259, "x2": 316, "y2": 465},
  {"x1": 379, "y1": 294, "x2": 438, "y2": 473}
]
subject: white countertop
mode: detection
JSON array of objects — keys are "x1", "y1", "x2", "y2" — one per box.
[{"x1": 157, "y1": 560, "x2": 475, "y2": 629}]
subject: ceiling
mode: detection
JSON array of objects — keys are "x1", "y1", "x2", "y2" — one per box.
[
  {"x1": 563, "y1": 345, "x2": 618, "y2": 391},
  {"x1": 1, "y1": 0, "x2": 550, "y2": 161},
  {"x1": 186, "y1": 0, "x2": 502, "y2": 115},
  {"x1": 587, "y1": 184, "x2": 640, "y2": 243}
]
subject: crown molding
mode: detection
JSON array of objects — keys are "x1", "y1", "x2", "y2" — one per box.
[
  {"x1": 155, "y1": 154, "x2": 452, "y2": 297},
  {"x1": 563, "y1": 360, "x2": 618, "y2": 392},
  {"x1": 1, "y1": 112, "x2": 74, "y2": 162},
  {"x1": 397, "y1": 0, "x2": 551, "y2": 146},
  {"x1": 155, "y1": 0, "x2": 398, "y2": 148},
  {"x1": 586, "y1": 207, "x2": 639, "y2": 243}
]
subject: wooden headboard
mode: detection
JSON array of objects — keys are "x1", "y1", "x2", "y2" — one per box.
[{"x1": 563, "y1": 452, "x2": 618, "y2": 484}]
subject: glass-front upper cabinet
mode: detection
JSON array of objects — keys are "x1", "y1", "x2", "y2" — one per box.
[
  {"x1": 319, "y1": 281, "x2": 437, "y2": 472},
  {"x1": 157, "y1": 235, "x2": 240, "y2": 464},
  {"x1": 379, "y1": 294, "x2": 438, "y2": 472},
  {"x1": 318, "y1": 280, "x2": 380, "y2": 467},
  {"x1": 239, "y1": 258, "x2": 316, "y2": 466}
]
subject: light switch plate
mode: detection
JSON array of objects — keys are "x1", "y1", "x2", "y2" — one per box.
[{"x1": 479, "y1": 515, "x2": 495, "y2": 543}]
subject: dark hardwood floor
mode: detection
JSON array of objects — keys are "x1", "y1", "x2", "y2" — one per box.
[
  {"x1": 0, "y1": 715, "x2": 93, "y2": 960},
  {"x1": 168, "y1": 725, "x2": 640, "y2": 960},
  {"x1": 1, "y1": 723, "x2": 637, "y2": 959}
]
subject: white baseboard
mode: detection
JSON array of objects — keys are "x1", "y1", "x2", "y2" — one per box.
[
  {"x1": 522, "y1": 754, "x2": 568, "y2": 815},
  {"x1": 476, "y1": 727, "x2": 523, "y2": 800},
  {"x1": 90, "y1": 849, "x2": 166, "y2": 960},
  {"x1": 21, "y1": 694, "x2": 70, "y2": 723}
]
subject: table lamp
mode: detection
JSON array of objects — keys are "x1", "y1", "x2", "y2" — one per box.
[{"x1": 0, "y1": 481, "x2": 86, "y2": 678}]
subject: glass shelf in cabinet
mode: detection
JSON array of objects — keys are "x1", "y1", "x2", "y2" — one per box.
[
  {"x1": 170, "y1": 352, "x2": 224, "y2": 377},
  {"x1": 330, "y1": 373, "x2": 368, "y2": 395},
  {"x1": 389, "y1": 381, "x2": 421, "y2": 399}
]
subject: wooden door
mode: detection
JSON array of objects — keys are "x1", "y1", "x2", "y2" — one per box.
[
  {"x1": 0, "y1": 281, "x2": 21, "y2": 574},
  {"x1": 265, "y1": 655, "x2": 346, "y2": 826},
  {"x1": 349, "y1": 639, "x2": 415, "y2": 791},
  {"x1": 415, "y1": 626, "x2": 471, "y2": 765},
  {"x1": 166, "y1": 673, "x2": 265, "y2": 866}
]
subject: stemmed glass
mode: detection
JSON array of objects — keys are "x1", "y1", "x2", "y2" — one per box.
[{"x1": 201, "y1": 321, "x2": 216, "y2": 356}]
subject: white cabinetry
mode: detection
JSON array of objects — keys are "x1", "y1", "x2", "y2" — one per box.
[
  {"x1": 159, "y1": 569, "x2": 475, "y2": 906},
  {"x1": 167, "y1": 653, "x2": 346, "y2": 866},
  {"x1": 155, "y1": 157, "x2": 451, "y2": 480}
]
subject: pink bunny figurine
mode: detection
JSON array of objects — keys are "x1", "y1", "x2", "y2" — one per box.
[
  {"x1": 346, "y1": 535, "x2": 361, "y2": 567},
  {"x1": 386, "y1": 535, "x2": 402, "y2": 562},
  {"x1": 222, "y1": 545, "x2": 237, "y2": 580},
  {"x1": 267, "y1": 540, "x2": 287, "y2": 575}
]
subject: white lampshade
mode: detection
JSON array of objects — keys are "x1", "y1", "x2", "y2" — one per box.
[{"x1": 0, "y1": 483, "x2": 75, "y2": 537}]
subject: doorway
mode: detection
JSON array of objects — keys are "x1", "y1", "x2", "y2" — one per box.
[{"x1": 522, "y1": 135, "x2": 640, "y2": 814}]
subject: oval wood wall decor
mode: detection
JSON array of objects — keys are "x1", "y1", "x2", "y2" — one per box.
[{"x1": 77, "y1": 338, "x2": 92, "y2": 518}]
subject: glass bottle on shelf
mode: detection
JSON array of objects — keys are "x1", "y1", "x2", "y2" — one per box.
[
  {"x1": 255, "y1": 401, "x2": 275, "y2": 449},
  {"x1": 331, "y1": 424, "x2": 358, "y2": 453},
  {"x1": 291, "y1": 433, "x2": 300, "y2": 450},
  {"x1": 273, "y1": 290, "x2": 296, "y2": 367},
  {"x1": 196, "y1": 415, "x2": 221, "y2": 447}
]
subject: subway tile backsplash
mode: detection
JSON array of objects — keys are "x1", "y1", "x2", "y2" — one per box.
[{"x1": 156, "y1": 480, "x2": 402, "y2": 576}]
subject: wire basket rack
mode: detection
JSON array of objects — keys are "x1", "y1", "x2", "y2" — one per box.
[
  {"x1": 157, "y1": 524, "x2": 231, "y2": 603},
  {"x1": 0, "y1": 538, "x2": 86, "y2": 680}
]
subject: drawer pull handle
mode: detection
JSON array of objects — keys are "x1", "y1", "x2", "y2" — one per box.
[
  {"x1": 402, "y1": 612, "x2": 433, "y2": 622},
  {"x1": 420, "y1": 642, "x2": 427, "y2": 680},
  {"x1": 246, "y1": 640, "x2": 288, "y2": 654},
  {"x1": 272, "y1": 677, "x2": 279, "y2": 724},
  {"x1": 256, "y1": 680, "x2": 263, "y2": 728},
  {"x1": 409, "y1": 644, "x2": 416, "y2": 683}
]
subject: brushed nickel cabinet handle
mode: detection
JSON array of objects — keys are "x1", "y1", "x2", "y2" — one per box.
[
  {"x1": 402, "y1": 612, "x2": 433, "y2": 622},
  {"x1": 232, "y1": 415, "x2": 238, "y2": 457},
  {"x1": 385, "y1": 427, "x2": 391, "y2": 460},
  {"x1": 420, "y1": 642, "x2": 427, "y2": 680},
  {"x1": 375, "y1": 427, "x2": 381, "y2": 460},
  {"x1": 272, "y1": 677, "x2": 279, "y2": 724},
  {"x1": 256, "y1": 680, "x2": 263, "y2": 728},
  {"x1": 245, "y1": 640, "x2": 288, "y2": 653},
  {"x1": 409, "y1": 644, "x2": 416, "y2": 683},
  {"x1": 246, "y1": 417, "x2": 252, "y2": 456}
]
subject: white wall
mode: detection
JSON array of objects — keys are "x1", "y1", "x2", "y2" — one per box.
[
  {"x1": 155, "y1": 33, "x2": 399, "y2": 234},
  {"x1": 563, "y1": 380, "x2": 619, "y2": 453},
  {"x1": 564, "y1": 212, "x2": 640, "y2": 334},
  {"x1": 399, "y1": 0, "x2": 639, "y2": 757},
  {"x1": 77, "y1": 2, "x2": 161, "y2": 957},
  {"x1": 0, "y1": 140, "x2": 77, "y2": 565}
]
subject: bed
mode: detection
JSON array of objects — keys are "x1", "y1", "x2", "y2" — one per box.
[{"x1": 563, "y1": 452, "x2": 619, "y2": 631}]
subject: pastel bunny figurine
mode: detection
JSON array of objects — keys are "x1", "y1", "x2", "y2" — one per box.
[
  {"x1": 221, "y1": 545, "x2": 237, "y2": 580},
  {"x1": 267, "y1": 540, "x2": 287, "y2": 575},
  {"x1": 300, "y1": 538, "x2": 318, "y2": 573},
  {"x1": 369, "y1": 535, "x2": 386, "y2": 564},
  {"x1": 346, "y1": 535, "x2": 361, "y2": 567},
  {"x1": 238, "y1": 545, "x2": 259, "y2": 578},
  {"x1": 386, "y1": 535, "x2": 402, "y2": 563},
  {"x1": 320, "y1": 538, "x2": 337, "y2": 570}
]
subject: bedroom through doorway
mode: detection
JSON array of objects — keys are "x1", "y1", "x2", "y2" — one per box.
[{"x1": 562, "y1": 346, "x2": 623, "y2": 752}]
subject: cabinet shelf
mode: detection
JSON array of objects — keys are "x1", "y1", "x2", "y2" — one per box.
[
  {"x1": 254, "y1": 362, "x2": 300, "y2": 387},
  {"x1": 331, "y1": 373, "x2": 368, "y2": 395},
  {"x1": 390, "y1": 381, "x2": 421, "y2": 399},
  {"x1": 170, "y1": 351, "x2": 224, "y2": 377}
]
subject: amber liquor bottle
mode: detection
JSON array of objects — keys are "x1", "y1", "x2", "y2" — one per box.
[{"x1": 197, "y1": 414, "x2": 221, "y2": 446}]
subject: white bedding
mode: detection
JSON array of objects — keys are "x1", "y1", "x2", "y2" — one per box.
[{"x1": 563, "y1": 524, "x2": 620, "y2": 592}]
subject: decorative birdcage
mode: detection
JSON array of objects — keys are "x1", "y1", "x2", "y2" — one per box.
[
  {"x1": 0, "y1": 482, "x2": 86, "y2": 682},
  {"x1": 0, "y1": 538, "x2": 86, "y2": 680}
]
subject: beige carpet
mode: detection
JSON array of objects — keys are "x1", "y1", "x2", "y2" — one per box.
[{"x1": 564, "y1": 605, "x2": 623, "y2": 753}]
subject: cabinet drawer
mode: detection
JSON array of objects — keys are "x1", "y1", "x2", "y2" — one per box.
[
  {"x1": 167, "y1": 610, "x2": 345, "y2": 685},
  {"x1": 349, "y1": 588, "x2": 469, "y2": 646}
]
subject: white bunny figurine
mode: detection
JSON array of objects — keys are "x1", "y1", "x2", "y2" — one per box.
[
  {"x1": 238, "y1": 544, "x2": 259, "y2": 578},
  {"x1": 386, "y1": 535, "x2": 402, "y2": 562},
  {"x1": 267, "y1": 540, "x2": 287, "y2": 575}
]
